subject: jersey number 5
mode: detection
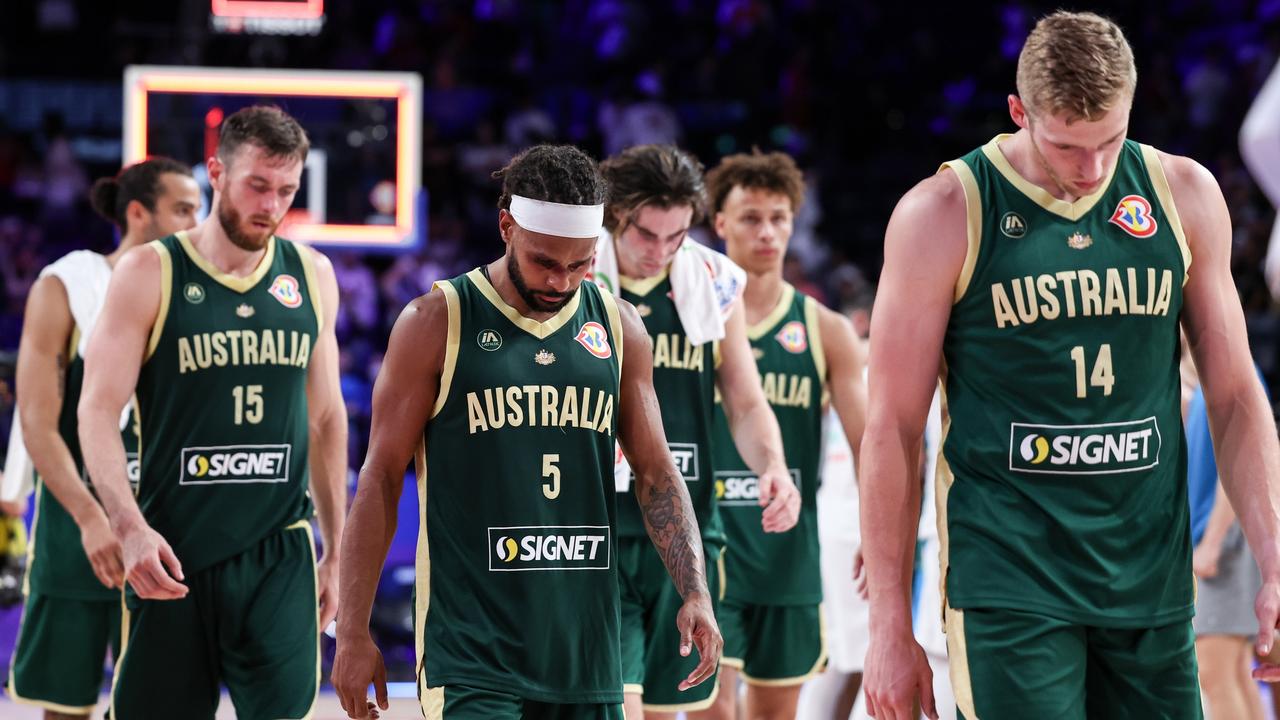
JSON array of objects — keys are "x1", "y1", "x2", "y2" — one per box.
[
  {"x1": 1069, "y1": 344, "x2": 1114, "y2": 398},
  {"x1": 542, "y1": 454, "x2": 560, "y2": 500}
]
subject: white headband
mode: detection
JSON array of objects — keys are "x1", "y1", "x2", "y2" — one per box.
[{"x1": 509, "y1": 194, "x2": 604, "y2": 239}]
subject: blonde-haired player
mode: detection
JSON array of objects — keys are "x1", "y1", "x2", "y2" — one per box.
[{"x1": 861, "y1": 10, "x2": 1280, "y2": 719}]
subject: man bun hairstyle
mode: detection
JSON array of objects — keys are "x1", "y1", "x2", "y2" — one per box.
[
  {"x1": 89, "y1": 156, "x2": 193, "y2": 234},
  {"x1": 493, "y1": 144, "x2": 607, "y2": 210},
  {"x1": 599, "y1": 144, "x2": 706, "y2": 233}
]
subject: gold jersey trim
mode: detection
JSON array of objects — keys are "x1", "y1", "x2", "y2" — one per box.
[
  {"x1": 466, "y1": 268, "x2": 582, "y2": 340},
  {"x1": 945, "y1": 602, "x2": 979, "y2": 719},
  {"x1": 980, "y1": 134, "x2": 1118, "y2": 221},
  {"x1": 413, "y1": 439, "x2": 431, "y2": 683},
  {"x1": 431, "y1": 282, "x2": 462, "y2": 419},
  {"x1": 600, "y1": 286, "x2": 625, "y2": 379},
  {"x1": 175, "y1": 230, "x2": 277, "y2": 293},
  {"x1": 146, "y1": 240, "x2": 173, "y2": 361},
  {"x1": 68, "y1": 323, "x2": 81, "y2": 363},
  {"x1": 618, "y1": 268, "x2": 669, "y2": 297},
  {"x1": 747, "y1": 283, "x2": 796, "y2": 341},
  {"x1": 419, "y1": 671, "x2": 445, "y2": 719},
  {"x1": 295, "y1": 245, "x2": 325, "y2": 334},
  {"x1": 110, "y1": 588, "x2": 131, "y2": 720},
  {"x1": 1140, "y1": 144, "x2": 1193, "y2": 286},
  {"x1": 940, "y1": 161, "x2": 983, "y2": 303},
  {"x1": 642, "y1": 676, "x2": 720, "y2": 712},
  {"x1": 804, "y1": 296, "x2": 828, "y2": 394},
  {"x1": 19, "y1": 480, "x2": 41, "y2": 597},
  {"x1": 935, "y1": 367, "x2": 952, "y2": 627},
  {"x1": 290, "y1": 519, "x2": 321, "y2": 720}
]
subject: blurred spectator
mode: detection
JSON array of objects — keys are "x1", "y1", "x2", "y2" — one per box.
[{"x1": 332, "y1": 250, "x2": 379, "y2": 340}]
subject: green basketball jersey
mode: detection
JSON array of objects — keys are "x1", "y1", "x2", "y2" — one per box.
[
  {"x1": 939, "y1": 136, "x2": 1193, "y2": 626},
  {"x1": 28, "y1": 319, "x2": 139, "y2": 600},
  {"x1": 135, "y1": 232, "x2": 318, "y2": 575},
  {"x1": 616, "y1": 273, "x2": 723, "y2": 544},
  {"x1": 712, "y1": 284, "x2": 824, "y2": 605},
  {"x1": 416, "y1": 269, "x2": 624, "y2": 704}
]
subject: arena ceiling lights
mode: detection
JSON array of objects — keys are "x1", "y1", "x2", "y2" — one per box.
[{"x1": 123, "y1": 65, "x2": 423, "y2": 249}]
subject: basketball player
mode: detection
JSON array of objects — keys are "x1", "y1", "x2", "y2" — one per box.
[
  {"x1": 595, "y1": 144, "x2": 800, "y2": 720},
  {"x1": 8, "y1": 158, "x2": 200, "y2": 719},
  {"x1": 78, "y1": 106, "x2": 347, "y2": 720},
  {"x1": 861, "y1": 11, "x2": 1280, "y2": 719},
  {"x1": 696, "y1": 150, "x2": 866, "y2": 720},
  {"x1": 331, "y1": 144, "x2": 721, "y2": 720}
]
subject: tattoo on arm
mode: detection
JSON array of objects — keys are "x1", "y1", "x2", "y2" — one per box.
[
  {"x1": 57, "y1": 351, "x2": 66, "y2": 399},
  {"x1": 638, "y1": 474, "x2": 708, "y2": 599}
]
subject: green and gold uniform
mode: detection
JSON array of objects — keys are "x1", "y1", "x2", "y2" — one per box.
[
  {"x1": 8, "y1": 254, "x2": 134, "y2": 714},
  {"x1": 617, "y1": 270, "x2": 723, "y2": 712},
  {"x1": 415, "y1": 269, "x2": 625, "y2": 720},
  {"x1": 714, "y1": 284, "x2": 826, "y2": 685},
  {"x1": 111, "y1": 232, "x2": 322, "y2": 720},
  {"x1": 938, "y1": 137, "x2": 1200, "y2": 719}
]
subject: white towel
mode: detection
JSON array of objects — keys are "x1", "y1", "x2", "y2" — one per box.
[
  {"x1": 2, "y1": 416, "x2": 33, "y2": 502},
  {"x1": 591, "y1": 231, "x2": 745, "y2": 346},
  {"x1": 42, "y1": 251, "x2": 113, "y2": 358},
  {"x1": 592, "y1": 231, "x2": 746, "y2": 492},
  {"x1": 2, "y1": 251, "x2": 125, "y2": 502}
]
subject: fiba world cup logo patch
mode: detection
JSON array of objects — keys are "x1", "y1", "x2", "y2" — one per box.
[
  {"x1": 575, "y1": 322, "x2": 612, "y2": 359},
  {"x1": 775, "y1": 321, "x2": 808, "y2": 354},
  {"x1": 1109, "y1": 195, "x2": 1158, "y2": 238},
  {"x1": 268, "y1": 274, "x2": 303, "y2": 308}
]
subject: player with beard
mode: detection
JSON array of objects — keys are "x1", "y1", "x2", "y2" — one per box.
[
  {"x1": 333, "y1": 144, "x2": 721, "y2": 720},
  {"x1": 78, "y1": 105, "x2": 348, "y2": 720}
]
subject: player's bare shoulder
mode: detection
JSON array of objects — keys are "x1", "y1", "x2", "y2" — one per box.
[
  {"x1": 610, "y1": 295, "x2": 654, "y2": 356},
  {"x1": 386, "y1": 285, "x2": 451, "y2": 376},
  {"x1": 302, "y1": 244, "x2": 337, "y2": 278},
  {"x1": 113, "y1": 240, "x2": 164, "y2": 280},
  {"x1": 882, "y1": 167, "x2": 971, "y2": 285},
  {"x1": 1150, "y1": 148, "x2": 1230, "y2": 252}
]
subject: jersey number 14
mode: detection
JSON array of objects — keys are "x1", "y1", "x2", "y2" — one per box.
[{"x1": 1069, "y1": 344, "x2": 1114, "y2": 398}]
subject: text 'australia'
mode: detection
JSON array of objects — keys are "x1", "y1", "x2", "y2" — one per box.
[
  {"x1": 178, "y1": 329, "x2": 313, "y2": 374},
  {"x1": 466, "y1": 385, "x2": 616, "y2": 435},
  {"x1": 991, "y1": 267, "x2": 1175, "y2": 329}
]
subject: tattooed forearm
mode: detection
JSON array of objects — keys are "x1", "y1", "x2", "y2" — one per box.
[{"x1": 637, "y1": 472, "x2": 708, "y2": 600}]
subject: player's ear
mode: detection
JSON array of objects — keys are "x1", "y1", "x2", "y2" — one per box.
[
  {"x1": 498, "y1": 208, "x2": 517, "y2": 246},
  {"x1": 1008, "y1": 94, "x2": 1030, "y2": 130},
  {"x1": 124, "y1": 199, "x2": 151, "y2": 233},
  {"x1": 713, "y1": 210, "x2": 728, "y2": 240},
  {"x1": 207, "y1": 154, "x2": 226, "y2": 191}
]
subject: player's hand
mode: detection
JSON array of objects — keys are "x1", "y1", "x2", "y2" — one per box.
[
  {"x1": 852, "y1": 546, "x2": 869, "y2": 600},
  {"x1": 0, "y1": 496, "x2": 26, "y2": 517},
  {"x1": 865, "y1": 626, "x2": 937, "y2": 720},
  {"x1": 80, "y1": 510, "x2": 125, "y2": 589},
  {"x1": 675, "y1": 590, "x2": 722, "y2": 691},
  {"x1": 317, "y1": 553, "x2": 340, "y2": 631},
  {"x1": 758, "y1": 468, "x2": 800, "y2": 533},
  {"x1": 1253, "y1": 580, "x2": 1280, "y2": 681},
  {"x1": 120, "y1": 523, "x2": 187, "y2": 600},
  {"x1": 1192, "y1": 539, "x2": 1221, "y2": 579},
  {"x1": 333, "y1": 631, "x2": 388, "y2": 718}
]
